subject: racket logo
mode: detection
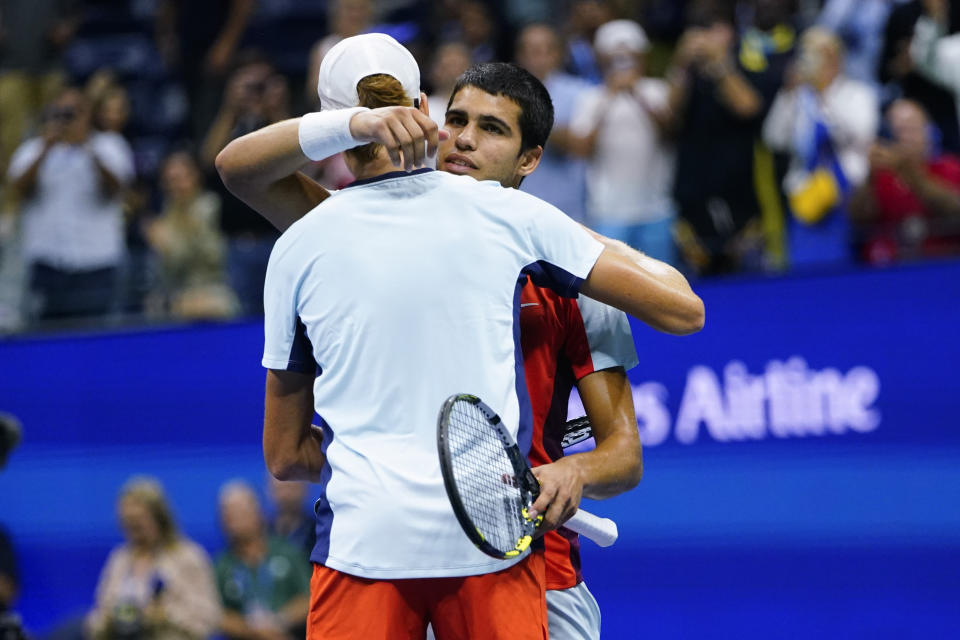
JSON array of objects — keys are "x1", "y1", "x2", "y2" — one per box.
[{"x1": 500, "y1": 473, "x2": 518, "y2": 488}]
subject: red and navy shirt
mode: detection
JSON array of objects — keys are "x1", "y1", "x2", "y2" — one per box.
[{"x1": 519, "y1": 279, "x2": 638, "y2": 590}]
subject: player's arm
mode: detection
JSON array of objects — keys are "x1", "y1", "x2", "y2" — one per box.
[
  {"x1": 216, "y1": 118, "x2": 333, "y2": 232},
  {"x1": 580, "y1": 233, "x2": 705, "y2": 335},
  {"x1": 263, "y1": 369, "x2": 325, "y2": 482},
  {"x1": 215, "y1": 107, "x2": 442, "y2": 231},
  {"x1": 530, "y1": 367, "x2": 641, "y2": 531}
]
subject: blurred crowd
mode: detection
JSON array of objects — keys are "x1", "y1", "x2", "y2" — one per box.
[
  {"x1": 1, "y1": 470, "x2": 317, "y2": 640},
  {"x1": 2, "y1": 0, "x2": 960, "y2": 333},
  {"x1": 2, "y1": 406, "x2": 317, "y2": 638}
]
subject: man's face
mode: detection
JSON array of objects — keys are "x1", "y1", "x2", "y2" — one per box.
[
  {"x1": 889, "y1": 101, "x2": 930, "y2": 159},
  {"x1": 220, "y1": 490, "x2": 263, "y2": 543},
  {"x1": 437, "y1": 86, "x2": 534, "y2": 188},
  {"x1": 516, "y1": 25, "x2": 563, "y2": 80}
]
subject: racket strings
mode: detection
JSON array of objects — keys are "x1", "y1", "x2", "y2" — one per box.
[{"x1": 447, "y1": 401, "x2": 531, "y2": 554}]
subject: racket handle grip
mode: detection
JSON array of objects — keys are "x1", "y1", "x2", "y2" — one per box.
[{"x1": 565, "y1": 509, "x2": 618, "y2": 547}]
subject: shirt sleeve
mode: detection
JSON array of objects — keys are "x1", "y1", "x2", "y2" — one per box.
[
  {"x1": 569, "y1": 89, "x2": 603, "y2": 137},
  {"x1": 262, "y1": 238, "x2": 317, "y2": 373},
  {"x1": 569, "y1": 294, "x2": 639, "y2": 377},
  {"x1": 639, "y1": 79, "x2": 670, "y2": 111},
  {"x1": 518, "y1": 192, "x2": 605, "y2": 298},
  {"x1": 90, "y1": 133, "x2": 136, "y2": 184},
  {"x1": 6, "y1": 139, "x2": 44, "y2": 180}
]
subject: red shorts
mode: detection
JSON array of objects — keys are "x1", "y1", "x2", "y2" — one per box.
[{"x1": 306, "y1": 553, "x2": 547, "y2": 640}]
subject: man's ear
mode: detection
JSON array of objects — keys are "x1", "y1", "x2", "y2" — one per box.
[
  {"x1": 418, "y1": 91, "x2": 430, "y2": 116},
  {"x1": 516, "y1": 145, "x2": 544, "y2": 178}
]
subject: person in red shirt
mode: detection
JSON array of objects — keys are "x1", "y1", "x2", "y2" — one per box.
[{"x1": 851, "y1": 98, "x2": 960, "y2": 263}]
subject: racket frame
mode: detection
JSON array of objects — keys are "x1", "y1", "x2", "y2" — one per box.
[{"x1": 437, "y1": 394, "x2": 540, "y2": 559}]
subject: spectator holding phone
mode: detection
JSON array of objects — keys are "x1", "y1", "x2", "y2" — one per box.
[
  {"x1": 5, "y1": 86, "x2": 135, "y2": 322},
  {"x1": 199, "y1": 54, "x2": 288, "y2": 316},
  {"x1": 569, "y1": 19, "x2": 676, "y2": 262},
  {"x1": 86, "y1": 477, "x2": 221, "y2": 640}
]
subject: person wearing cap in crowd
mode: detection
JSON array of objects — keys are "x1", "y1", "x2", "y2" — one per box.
[
  {"x1": 216, "y1": 32, "x2": 704, "y2": 639},
  {"x1": 568, "y1": 19, "x2": 678, "y2": 264}
]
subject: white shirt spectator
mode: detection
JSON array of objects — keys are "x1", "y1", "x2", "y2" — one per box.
[
  {"x1": 570, "y1": 79, "x2": 676, "y2": 225},
  {"x1": 7, "y1": 131, "x2": 135, "y2": 270},
  {"x1": 763, "y1": 76, "x2": 878, "y2": 189}
]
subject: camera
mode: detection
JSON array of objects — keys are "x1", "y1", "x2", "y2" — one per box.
[{"x1": 41, "y1": 106, "x2": 77, "y2": 125}]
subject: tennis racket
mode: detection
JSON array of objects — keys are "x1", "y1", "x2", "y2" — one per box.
[{"x1": 437, "y1": 394, "x2": 618, "y2": 560}]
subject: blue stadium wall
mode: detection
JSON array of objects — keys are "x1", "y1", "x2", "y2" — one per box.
[{"x1": 2, "y1": 261, "x2": 959, "y2": 637}]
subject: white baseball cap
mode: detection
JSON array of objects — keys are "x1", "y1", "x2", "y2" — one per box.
[
  {"x1": 594, "y1": 20, "x2": 650, "y2": 56},
  {"x1": 317, "y1": 33, "x2": 421, "y2": 110}
]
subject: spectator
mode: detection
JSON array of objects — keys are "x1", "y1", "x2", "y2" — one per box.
[
  {"x1": 0, "y1": 0, "x2": 79, "y2": 189},
  {"x1": 878, "y1": 0, "x2": 960, "y2": 154},
  {"x1": 305, "y1": 0, "x2": 376, "y2": 106},
  {"x1": 910, "y1": 0, "x2": 960, "y2": 129},
  {"x1": 764, "y1": 26, "x2": 878, "y2": 268},
  {"x1": 666, "y1": 1, "x2": 791, "y2": 274},
  {"x1": 200, "y1": 54, "x2": 287, "y2": 316},
  {"x1": 144, "y1": 151, "x2": 238, "y2": 321},
  {"x1": 265, "y1": 476, "x2": 315, "y2": 560},
  {"x1": 200, "y1": 54, "x2": 288, "y2": 170},
  {"x1": 87, "y1": 74, "x2": 132, "y2": 136},
  {"x1": 214, "y1": 480, "x2": 310, "y2": 640},
  {"x1": 516, "y1": 23, "x2": 591, "y2": 223},
  {"x1": 84, "y1": 69, "x2": 156, "y2": 316},
  {"x1": 569, "y1": 19, "x2": 676, "y2": 260},
  {"x1": 304, "y1": 2, "x2": 375, "y2": 191},
  {"x1": 6, "y1": 86, "x2": 135, "y2": 322},
  {"x1": 86, "y1": 477, "x2": 221, "y2": 640},
  {"x1": 156, "y1": 0, "x2": 257, "y2": 139},
  {"x1": 565, "y1": 0, "x2": 616, "y2": 83},
  {"x1": 850, "y1": 98, "x2": 960, "y2": 262},
  {"x1": 447, "y1": 1, "x2": 505, "y2": 64},
  {"x1": 427, "y1": 41, "x2": 472, "y2": 128},
  {"x1": 817, "y1": 0, "x2": 893, "y2": 88}
]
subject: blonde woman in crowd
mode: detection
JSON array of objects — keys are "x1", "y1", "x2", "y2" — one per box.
[
  {"x1": 86, "y1": 477, "x2": 221, "y2": 640},
  {"x1": 145, "y1": 151, "x2": 238, "y2": 320}
]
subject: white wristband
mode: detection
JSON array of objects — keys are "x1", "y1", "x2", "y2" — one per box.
[{"x1": 298, "y1": 107, "x2": 369, "y2": 161}]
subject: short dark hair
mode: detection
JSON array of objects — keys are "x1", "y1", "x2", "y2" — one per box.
[{"x1": 448, "y1": 62, "x2": 554, "y2": 153}]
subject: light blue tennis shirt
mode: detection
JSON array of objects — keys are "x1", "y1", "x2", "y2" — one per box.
[{"x1": 262, "y1": 168, "x2": 604, "y2": 579}]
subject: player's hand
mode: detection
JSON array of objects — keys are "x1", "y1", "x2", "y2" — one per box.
[
  {"x1": 349, "y1": 106, "x2": 449, "y2": 170},
  {"x1": 529, "y1": 457, "x2": 585, "y2": 535}
]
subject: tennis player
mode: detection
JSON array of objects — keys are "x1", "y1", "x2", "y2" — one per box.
[{"x1": 221, "y1": 35, "x2": 702, "y2": 637}]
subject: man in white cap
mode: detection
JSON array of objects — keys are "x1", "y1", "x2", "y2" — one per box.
[
  {"x1": 218, "y1": 33, "x2": 704, "y2": 639},
  {"x1": 568, "y1": 19, "x2": 678, "y2": 265}
]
